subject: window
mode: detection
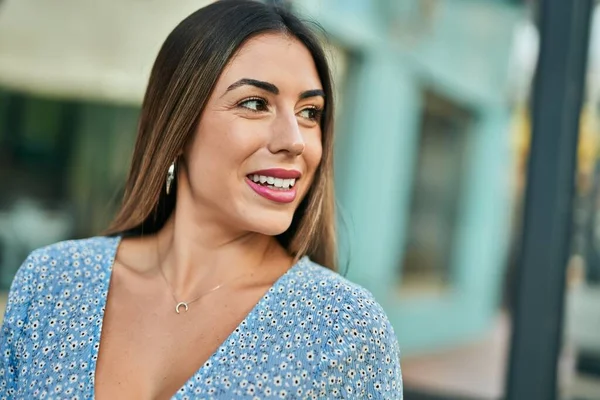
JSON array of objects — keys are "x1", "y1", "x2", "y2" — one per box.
[{"x1": 400, "y1": 90, "x2": 475, "y2": 294}]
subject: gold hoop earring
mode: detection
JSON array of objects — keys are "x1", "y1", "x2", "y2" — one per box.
[{"x1": 166, "y1": 161, "x2": 176, "y2": 195}]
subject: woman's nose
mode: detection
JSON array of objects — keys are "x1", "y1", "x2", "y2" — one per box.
[{"x1": 267, "y1": 112, "x2": 306, "y2": 156}]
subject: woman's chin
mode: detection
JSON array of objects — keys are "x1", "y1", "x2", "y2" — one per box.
[{"x1": 247, "y1": 215, "x2": 294, "y2": 237}]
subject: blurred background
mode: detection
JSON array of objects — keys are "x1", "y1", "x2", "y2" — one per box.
[{"x1": 0, "y1": 0, "x2": 598, "y2": 398}]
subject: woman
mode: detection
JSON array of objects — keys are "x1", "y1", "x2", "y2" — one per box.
[{"x1": 0, "y1": 1, "x2": 403, "y2": 398}]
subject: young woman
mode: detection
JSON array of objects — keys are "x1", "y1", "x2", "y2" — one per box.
[{"x1": 0, "y1": 1, "x2": 403, "y2": 398}]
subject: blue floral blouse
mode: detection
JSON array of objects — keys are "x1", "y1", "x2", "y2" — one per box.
[{"x1": 0, "y1": 236, "x2": 403, "y2": 399}]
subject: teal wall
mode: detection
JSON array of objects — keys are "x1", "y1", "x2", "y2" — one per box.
[{"x1": 297, "y1": 0, "x2": 521, "y2": 354}]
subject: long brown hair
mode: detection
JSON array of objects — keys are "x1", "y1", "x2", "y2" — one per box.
[{"x1": 106, "y1": 0, "x2": 337, "y2": 270}]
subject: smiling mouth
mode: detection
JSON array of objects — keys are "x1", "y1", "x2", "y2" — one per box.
[{"x1": 247, "y1": 174, "x2": 297, "y2": 190}]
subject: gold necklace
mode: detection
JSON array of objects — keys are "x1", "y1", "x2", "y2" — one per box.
[{"x1": 155, "y1": 238, "x2": 248, "y2": 314}]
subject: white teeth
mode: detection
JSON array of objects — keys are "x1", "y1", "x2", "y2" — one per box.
[{"x1": 249, "y1": 174, "x2": 298, "y2": 189}]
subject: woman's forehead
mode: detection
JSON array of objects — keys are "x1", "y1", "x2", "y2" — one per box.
[{"x1": 217, "y1": 33, "x2": 323, "y2": 92}]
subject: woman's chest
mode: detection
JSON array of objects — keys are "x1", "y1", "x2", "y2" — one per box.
[{"x1": 93, "y1": 286, "x2": 264, "y2": 400}]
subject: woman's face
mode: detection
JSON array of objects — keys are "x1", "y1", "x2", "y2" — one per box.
[{"x1": 182, "y1": 33, "x2": 324, "y2": 236}]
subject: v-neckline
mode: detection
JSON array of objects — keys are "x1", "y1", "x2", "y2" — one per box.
[{"x1": 90, "y1": 235, "x2": 305, "y2": 399}]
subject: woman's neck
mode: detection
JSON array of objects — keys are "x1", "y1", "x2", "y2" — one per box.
[{"x1": 154, "y1": 213, "x2": 289, "y2": 299}]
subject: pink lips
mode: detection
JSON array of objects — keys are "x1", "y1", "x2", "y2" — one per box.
[{"x1": 246, "y1": 168, "x2": 301, "y2": 204}]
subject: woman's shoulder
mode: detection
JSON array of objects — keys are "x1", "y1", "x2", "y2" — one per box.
[
  {"x1": 291, "y1": 257, "x2": 396, "y2": 333},
  {"x1": 287, "y1": 258, "x2": 403, "y2": 397},
  {"x1": 295, "y1": 258, "x2": 385, "y2": 306},
  {"x1": 26, "y1": 235, "x2": 119, "y2": 261},
  {"x1": 9, "y1": 236, "x2": 119, "y2": 295},
  {"x1": 1, "y1": 236, "x2": 118, "y2": 329}
]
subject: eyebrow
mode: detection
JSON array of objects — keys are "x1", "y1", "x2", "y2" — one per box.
[
  {"x1": 299, "y1": 89, "x2": 326, "y2": 100},
  {"x1": 224, "y1": 78, "x2": 325, "y2": 100},
  {"x1": 226, "y1": 78, "x2": 279, "y2": 95}
]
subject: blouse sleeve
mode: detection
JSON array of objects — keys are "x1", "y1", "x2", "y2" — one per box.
[
  {"x1": 0, "y1": 251, "x2": 37, "y2": 399},
  {"x1": 316, "y1": 286, "x2": 403, "y2": 399}
]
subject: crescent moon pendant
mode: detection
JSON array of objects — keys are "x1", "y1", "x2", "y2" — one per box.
[{"x1": 176, "y1": 302, "x2": 189, "y2": 314}]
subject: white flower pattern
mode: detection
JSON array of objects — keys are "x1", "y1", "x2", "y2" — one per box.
[{"x1": 0, "y1": 237, "x2": 403, "y2": 399}]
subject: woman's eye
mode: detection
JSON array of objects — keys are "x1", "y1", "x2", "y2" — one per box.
[
  {"x1": 298, "y1": 107, "x2": 323, "y2": 122},
  {"x1": 238, "y1": 98, "x2": 268, "y2": 112}
]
